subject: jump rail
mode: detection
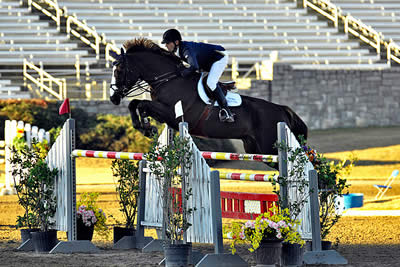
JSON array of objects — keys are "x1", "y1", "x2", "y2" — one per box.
[{"x1": 72, "y1": 149, "x2": 278, "y2": 163}]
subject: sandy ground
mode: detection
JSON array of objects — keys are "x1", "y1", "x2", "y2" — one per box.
[{"x1": 1, "y1": 126, "x2": 400, "y2": 266}]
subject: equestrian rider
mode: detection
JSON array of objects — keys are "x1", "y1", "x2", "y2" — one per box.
[{"x1": 161, "y1": 29, "x2": 235, "y2": 123}]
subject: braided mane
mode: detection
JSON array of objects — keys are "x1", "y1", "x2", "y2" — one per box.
[{"x1": 123, "y1": 37, "x2": 181, "y2": 64}]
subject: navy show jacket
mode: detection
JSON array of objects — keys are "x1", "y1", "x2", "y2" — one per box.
[{"x1": 178, "y1": 41, "x2": 226, "y2": 72}]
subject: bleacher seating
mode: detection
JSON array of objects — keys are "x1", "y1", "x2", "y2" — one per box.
[
  {"x1": 331, "y1": 0, "x2": 400, "y2": 43},
  {"x1": 1, "y1": 0, "x2": 398, "y2": 100},
  {"x1": 58, "y1": 0, "x2": 387, "y2": 69},
  {"x1": 0, "y1": 0, "x2": 98, "y2": 99}
]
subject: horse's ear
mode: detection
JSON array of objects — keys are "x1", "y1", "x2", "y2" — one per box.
[
  {"x1": 110, "y1": 51, "x2": 118, "y2": 60},
  {"x1": 120, "y1": 47, "x2": 125, "y2": 56}
]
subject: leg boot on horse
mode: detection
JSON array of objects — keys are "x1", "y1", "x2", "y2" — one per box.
[{"x1": 213, "y1": 85, "x2": 235, "y2": 123}]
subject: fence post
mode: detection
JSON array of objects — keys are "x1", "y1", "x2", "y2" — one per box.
[
  {"x1": 277, "y1": 122, "x2": 288, "y2": 209},
  {"x1": 209, "y1": 170, "x2": 223, "y2": 254},
  {"x1": 303, "y1": 169, "x2": 348, "y2": 264}
]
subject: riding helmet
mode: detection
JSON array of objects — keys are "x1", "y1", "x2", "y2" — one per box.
[{"x1": 161, "y1": 29, "x2": 182, "y2": 44}]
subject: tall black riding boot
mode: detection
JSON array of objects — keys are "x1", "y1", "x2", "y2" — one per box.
[{"x1": 213, "y1": 85, "x2": 235, "y2": 123}]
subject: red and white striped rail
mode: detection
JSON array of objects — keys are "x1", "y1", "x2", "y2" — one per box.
[
  {"x1": 218, "y1": 171, "x2": 278, "y2": 182},
  {"x1": 72, "y1": 149, "x2": 278, "y2": 163},
  {"x1": 201, "y1": 151, "x2": 278, "y2": 163},
  {"x1": 72, "y1": 150, "x2": 145, "y2": 160}
]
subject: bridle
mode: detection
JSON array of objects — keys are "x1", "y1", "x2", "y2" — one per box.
[{"x1": 110, "y1": 50, "x2": 178, "y2": 98}]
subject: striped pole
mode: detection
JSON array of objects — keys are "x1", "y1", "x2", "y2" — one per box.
[
  {"x1": 72, "y1": 150, "x2": 145, "y2": 160},
  {"x1": 218, "y1": 171, "x2": 278, "y2": 182},
  {"x1": 201, "y1": 151, "x2": 278, "y2": 163},
  {"x1": 72, "y1": 150, "x2": 278, "y2": 163}
]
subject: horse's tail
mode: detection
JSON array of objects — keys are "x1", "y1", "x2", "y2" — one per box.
[{"x1": 283, "y1": 105, "x2": 308, "y2": 141}]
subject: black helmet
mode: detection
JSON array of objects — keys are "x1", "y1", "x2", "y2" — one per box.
[{"x1": 161, "y1": 29, "x2": 182, "y2": 44}]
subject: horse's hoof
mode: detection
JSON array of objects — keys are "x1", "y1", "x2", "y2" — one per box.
[
  {"x1": 144, "y1": 126, "x2": 158, "y2": 138},
  {"x1": 150, "y1": 126, "x2": 158, "y2": 136}
]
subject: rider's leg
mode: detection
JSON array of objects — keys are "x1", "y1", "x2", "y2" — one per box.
[{"x1": 207, "y1": 52, "x2": 235, "y2": 123}]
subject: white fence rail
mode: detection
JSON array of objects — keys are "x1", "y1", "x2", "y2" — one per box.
[{"x1": 46, "y1": 119, "x2": 75, "y2": 239}]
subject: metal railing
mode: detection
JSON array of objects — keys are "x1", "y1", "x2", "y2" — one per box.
[
  {"x1": 303, "y1": 0, "x2": 338, "y2": 27},
  {"x1": 387, "y1": 41, "x2": 400, "y2": 66},
  {"x1": 66, "y1": 15, "x2": 101, "y2": 60},
  {"x1": 344, "y1": 15, "x2": 381, "y2": 55},
  {"x1": 231, "y1": 52, "x2": 277, "y2": 90},
  {"x1": 302, "y1": 0, "x2": 400, "y2": 64},
  {"x1": 23, "y1": 58, "x2": 66, "y2": 100},
  {"x1": 28, "y1": 0, "x2": 63, "y2": 31}
]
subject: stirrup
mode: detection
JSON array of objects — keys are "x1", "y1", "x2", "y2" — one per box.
[{"x1": 219, "y1": 109, "x2": 235, "y2": 123}]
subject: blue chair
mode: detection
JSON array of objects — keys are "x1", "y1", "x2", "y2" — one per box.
[{"x1": 374, "y1": 170, "x2": 399, "y2": 200}]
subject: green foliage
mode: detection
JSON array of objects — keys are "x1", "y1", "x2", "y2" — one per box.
[
  {"x1": 29, "y1": 160, "x2": 58, "y2": 232},
  {"x1": 9, "y1": 139, "x2": 57, "y2": 231},
  {"x1": 0, "y1": 99, "x2": 159, "y2": 153},
  {"x1": 146, "y1": 134, "x2": 194, "y2": 242},
  {"x1": 275, "y1": 136, "x2": 356, "y2": 240},
  {"x1": 229, "y1": 208, "x2": 304, "y2": 254},
  {"x1": 79, "y1": 114, "x2": 159, "y2": 152},
  {"x1": 273, "y1": 136, "x2": 311, "y2": 220},
  {"x1": 0, "y1": 100, "x2": 67, "y2": 140},
  {"x1": 111, "y1": 159, "x2": 140, "y2": 228},
  {"x1": 77, "y1": 192, "x2": 108, "y2": 238},
  {"x1": 310, "y1": 152, "x2": 356, "y2": 239}
]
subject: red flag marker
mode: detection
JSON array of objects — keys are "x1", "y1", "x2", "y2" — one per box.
[{"x1": 59, "y1": 98, "x2": 71, "y2": 116}]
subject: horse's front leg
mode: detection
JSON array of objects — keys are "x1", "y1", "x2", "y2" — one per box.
[
  {"x1": 128, "y1": 99, "x2": 148, "y2": 135},
  {"x1": 136, "y1": 100, "x2": 175, "y2": 137}
]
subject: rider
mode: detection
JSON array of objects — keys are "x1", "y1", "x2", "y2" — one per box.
[{"x1": 161, "y1": 28, "x2": 235, "y2": 123}]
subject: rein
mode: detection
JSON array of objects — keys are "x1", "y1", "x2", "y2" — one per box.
[{"x1": 111, "y1": 70, "x2": 178, "y2": 98}]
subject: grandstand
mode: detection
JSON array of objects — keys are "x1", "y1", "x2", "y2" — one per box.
[
  {"x1": 331, "y1": 0, "x2": 400, "y2": 43},
  {"x1": 0, "y1": 0, "x2": 399, "y2": 100}
]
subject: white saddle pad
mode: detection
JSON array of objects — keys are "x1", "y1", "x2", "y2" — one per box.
[{"x1": 197, "y1": 73, "x2": 242, "y2": 107}]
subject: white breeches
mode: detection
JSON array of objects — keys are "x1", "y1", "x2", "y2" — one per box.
[{"x1": 206, "y1": 52, "x2": 228, "y2": 91}]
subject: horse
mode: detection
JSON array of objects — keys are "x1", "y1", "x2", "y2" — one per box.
[{"x1": 110, "y1": 38, "x2": 307, "y2": 155}]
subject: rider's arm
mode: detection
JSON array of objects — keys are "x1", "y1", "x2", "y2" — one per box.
[{"x1": 180, "y1": 46, "x2": 199, "y2": 77}]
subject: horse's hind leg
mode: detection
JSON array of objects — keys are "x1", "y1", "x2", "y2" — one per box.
[{"x1": 242, "y1": 136, "x2": 259, "y2": 154}]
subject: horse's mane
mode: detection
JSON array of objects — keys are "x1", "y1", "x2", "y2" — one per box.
[{"x1": 123, "y1": 38, "x2": 182, "y2": 65}]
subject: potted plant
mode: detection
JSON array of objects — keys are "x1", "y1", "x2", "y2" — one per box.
[
  {"x1": 146, "y1": 134, "x2": 194, "y2": 267},
  {"x1": 29, "y1": 159, "x2": 58, "y2": 252},
  {"x1": 273, "y1": 137, "x2": 312, "y2": 265},
  {"x1": 303, "y1": 145, "x2": 356, "y2": 249},
  {"x1": 9, "y1": 138, "x2": 52, "y2": 245},
  {"x1": 229, "y1": 208, "x2": 304, "y2": 266},
  {"x1": 76, "y1": 192, "x2": 108, "y2": 241},
  {"x1": 110, "y1": 159, "x2": 140, "y2": 243}
]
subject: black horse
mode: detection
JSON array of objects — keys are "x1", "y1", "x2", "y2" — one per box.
[{"x1": 110, "y1": 38, "x2": 307, "y2": 155}]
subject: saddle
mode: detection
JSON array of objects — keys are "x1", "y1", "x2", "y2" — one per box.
[{"x1": 201, "y1": 73, "x2": 236, "y2": 100}]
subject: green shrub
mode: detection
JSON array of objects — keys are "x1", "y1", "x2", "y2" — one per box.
[
  {"x1": 0, "y1": 99, "x2": 162, "y2": 153},
  {"x1": 79, "y1": 114, "x2": 159, "y2": 152}
]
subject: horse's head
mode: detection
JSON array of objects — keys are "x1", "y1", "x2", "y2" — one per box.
[{"x1": 109, "y1": 48, "x2": 141, "y2": 105}]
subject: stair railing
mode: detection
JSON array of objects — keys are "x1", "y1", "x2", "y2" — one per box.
[
  {"x1": 28, "y1": 0, "x2": 63, "y2": 31},
  {"x1": 303, "y1": 0, "x2": 338, "y2": 27},
  {"x1": 23, "y1": 58, "x2": 66, "y2": 100},
  {"x1": 66, "y1": 15, "x2": 101, "y2": 60}
]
